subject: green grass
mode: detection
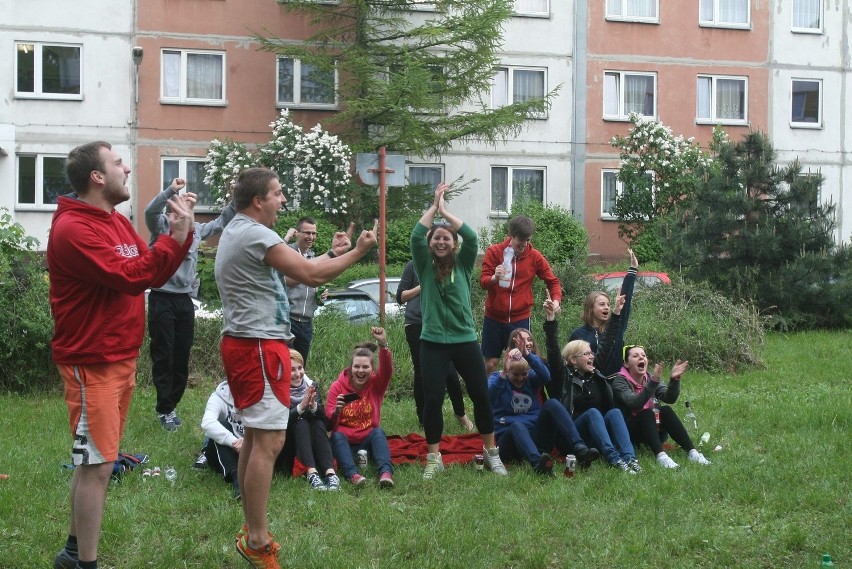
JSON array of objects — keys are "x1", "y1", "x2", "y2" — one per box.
[{"x1": 1, "y1": 331, "x2": 849, "y2": 568}]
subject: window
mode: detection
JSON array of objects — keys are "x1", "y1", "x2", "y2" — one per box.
[
  {"x1": 491, "y1": 166, "x2": 545, "y2": 214},
  {"x1": 699, "y1": 0, "x2": 749, "y2": 27},
  {"x1": 605, "y1": 0, "x2": 658, "y2": 22},
  {"x1": 17, "y1": 155, "x2": 71, "y2": 209},
  {"x1": 277, "y1": 58, "x2": 336, "y2": 108},
  {"x1": 514, "y1": 0, "x2": 549, "y2": 17},
  {"x1": 696, "y1": 75, "x2": 747, "y2": 124},
  {"x1": 601, "y1": 169, "x2": 654, "y2": 219},
  {"x1": 406, "y1": 165, "x2": 444, "y2": 188},
  {"x1": 792, "y1": 0, "x2": 822, "y2": 32},
  {"x1": 161, "y1": 49, "x2": 225, "y2": 105},
  {"x1": 603, "y1": 71, "x2": 656, "y2": 120},
  {"x1": 162, "y1": 158, "x2": 216, "y2": 210},
  {"x1": 15, "y1": 42, "x2": 81, "y2": 99},
  {"x1": 791, "y1": 79, "x2": 821, "y2": 127},
  {"x1": 491, "y1": 67, "x2": 547, "y2": 116}
]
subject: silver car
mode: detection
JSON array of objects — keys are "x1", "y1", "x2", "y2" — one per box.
[{"x1": 345, "y1": 277, "x2": 402, "y2": 317}]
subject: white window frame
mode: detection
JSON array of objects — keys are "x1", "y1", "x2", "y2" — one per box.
[
  {"x1": 605, "y1": 0, "x2": 659, "y2": 23},
  {"x1": 699, "y1": 0, "x2": 750, "y2": 29},
  {"x1": 406, "y1": 164, "x2": 444, "y2": 188},
  {"x1": 790, "y1": 78, "x2": 822, "y2": 128},
  {"x1": 696, "y1": 74, "x2": 748, "y2": 125},
  {"x1": 601, "y1": 169, "x2": 655, "y2": 220},
  {"x1": 14, "y1": 41, "x2": 82, "y2": 100},
  {"x1": 603, "y1": 71, "x2": 657, "y2": 120},
  {"x1": 792, "y1": 0, "x2": 823, "y2": 33},
  {"x1": 16, "y1": 153, "x2": 71, "y2": 211},
  {"x1": 513, "y1": 0, "x2": 549, "y2": 17},
  {"x1": 276, "y1": 57, "x2": 338, "y2": 109},
  {"x1": 161, "y1": 157, "x2": 218, "y2": 212},
  {"x1": 490, "y1": 166, "x2": 546, "y2": 216},
  {"x1": 491, "y1": 66, "x2": 548, "y2": 118},
  {"x1": 160, "y1": 49, "x2": 226, "y2": 106}
]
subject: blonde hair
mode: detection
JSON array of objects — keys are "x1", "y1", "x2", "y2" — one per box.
[
  {"x1": 506, "y1": 356, "x2": 530, "y2": 375},
  {"x1": 289, "y1": 349, "x2": 304, "y2": 365},
  {"x1": 561, "y1": 340, "x2": 591, "y2": 364},
  {"x1": 582, "y1": 291, "x2": 609, "y2": 329}
]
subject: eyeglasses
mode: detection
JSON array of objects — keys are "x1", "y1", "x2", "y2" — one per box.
[{"x1": 622, "y1": 344, "x2": 644, "y2": 360}]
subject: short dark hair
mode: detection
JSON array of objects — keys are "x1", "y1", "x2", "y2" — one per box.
[
  {"x1": 296, "y1": 217, "x2": 316, "y2": 231},
  {"x1": 507, "y1": 215, "x2": 535, "y2": 239},
  {"x1": 66, "y1": 141, "x2": 111, "y2": 194},
  {"x1": 233, "y1": 168, "x2": 279, "y2": 211}
]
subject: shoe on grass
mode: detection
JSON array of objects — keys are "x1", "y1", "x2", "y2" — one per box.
[
  {"x1": 656, "y1": 452, "x2": 680, "y2": 469},
  {"x1": 307, "y1": 472, "x2": 327, "y2": 491},
  {"x1": 534, "y1": 453, "x2": 554, "y2": 476},
  {"x1": 349, "y1": 473, "x2": 368, "y2": 487},
  {"x1": 627, "y1": 458, "x2": 643, "y2": 473},
  {"x1": 193, "y1": 452, "x2": 208, "y2": 470},
  {"x1": 324, "y1": 473, "x2": 340, "y2": 491},
  {"x1": 688, "y1": 449, "x2": 711, "y2": 465},
  {"x1": 423, "y1": 452, "x2": 445, "y2": 480},
  {"x1": 612, "y1": 459, "x2": 637, "y2": 474},
  {"x1": 574, "y1": 444, "x2": 600, "y2": 468},
  {"x1": 378, "y1": 472, "x2": 395, "y2": 488},
  {"x1": 484, "y1": 446, "x2": 508, "y2": 476},
  {"x1": 236, "y1": 534, "x2": 281, "y2": 569},
  {"x1": 54, "y1": 548, "x2": 77, "y2": 569},
  {"x1": 158, "y1": 411, "x2": 178, "y2": 432},
  {"x1": 232, "y1": 479, "x2": 241, "y2": 501}
]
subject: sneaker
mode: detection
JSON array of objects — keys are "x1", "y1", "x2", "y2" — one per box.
[
  {"x1": 423, "y1": 452, "x2": 445, "y2": 480},
  {"x1": 233, "y1": 479, "x2": 242, "y2": 501},
  {"x1": 307, "y1": 472, "x2": 327, "y2": 491},
  {"x1": 378, "y1": 472, "x2": 395, "y2": 488},
  {"x1": 612, "y1": 459, "x2": 637, "y2": 474},
  {"x1": 324, "y1": 473, "x2": 340, "y2": 491},
  {"x1": 193, "y1": 452, "x2": 208, "y2": 470},
  {"x1": 456, "y1": 413, "x2": 475, "y2": 432},
  {"x1": 54, "y1": 548, "x2": 77, "y2": 569},
  {"x1": 688, "y1": 449, "x2": 712, "y2": 465},
  {"x1": 349, "y1": 473, "x2": 368, "y2": 487},
  {"x1": 574, "y1": 444, "x2": 601, "y2": 468},
  {"x1": 158, "y1": 411, "x2": 178, "y2": 432},
  {"x1": 534, "y1": 453, "x2": 554, "y2": 476},
  {"x1": 656, "y1": 452, "x2": 680, "y2": 469},
  {"x1": 483, "y1": 446, "x2": 508, "y2": 476},
  {"x1": 172, "y1": 412, "x2": 182, "y2": 426},
  {"x1": 627, "y1": 458, "x2": 643, "y2": 473},
  {"x1": 236, "y1": 534, "x2": 281, "y2": 569}
]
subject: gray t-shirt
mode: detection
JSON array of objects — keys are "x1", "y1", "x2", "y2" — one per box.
[{"x1": 215, "y1": 213, "x2": 292, "y2": 340}]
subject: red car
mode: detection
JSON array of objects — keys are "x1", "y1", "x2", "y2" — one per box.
[{"x1": 593, "y1": 271, "x2": 671, "y2": 293}]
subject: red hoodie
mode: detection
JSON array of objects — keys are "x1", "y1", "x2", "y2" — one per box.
[
  {"x1": 325, "y1": 347, "x2": 392, "y2": 444},
  {"x1": 480, "y1": 238, "x2": 562, "y2": 323},
  {"x1": 47, "y1": 195, "x2": 192, "y2": 365}
]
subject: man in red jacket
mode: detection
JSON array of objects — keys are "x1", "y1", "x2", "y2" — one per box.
[
  {"x1": 480, "y1": 215, "x2": 562, "y2": 374},
  {"x1": 49, "y1": 141, "x2": 195, "y2": 569}
]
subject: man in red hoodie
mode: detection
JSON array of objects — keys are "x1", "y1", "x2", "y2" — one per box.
[
  {"x1": 480, "y1": 215, "x2": 562, "y2": 375},
  {"x1": 49, "y1": 141, "x2": 195, "y2": 569}
]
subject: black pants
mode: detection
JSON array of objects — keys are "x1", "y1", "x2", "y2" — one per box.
[
  {"x1": 148, "y1": 291, "x2": 195, "y2": 415},
  {"x1": 420, "y1": 340, "x2": 494, "y2": 445},
  {"x1": 289, "y1": 413, "x2": 334, "y2": 473},
  {"x1": 628, "y1": 406, "x2": 695, "y2": 455},
  {"x1": 405, "y1": 324, "x2": 467, "y2": 426},
  {"x1": 290, "y1": 319, "x2": 314, "y2": 366},
  {"x1": 203, "y1": 420, "x2": 239, "y2": 482}
]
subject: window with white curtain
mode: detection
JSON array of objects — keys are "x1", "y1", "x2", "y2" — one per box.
[
  {"x1": 696, "y1": 75, "x2": 747, "y2": 124},
  {"x1": 514, "y1": 0, "x2": 549, "y2": 16},
  {"x1": 491, "y1": 66, "x2": 547, "y2": 117},
  {"x1": 15, "y1": 42, "x2": 82, "y2": 99},
  {"x1": 603, "y1": 71, "x2": 656, "y2": 120},
  {"x1": 792, "y1": 0, "x2": 822, "y2": 32},
  {"x1": 161, "y1": 49, "x2": 225, "y2": 104},
  {"x1": 162, "y1": 158, "x2": 216, "y2": 210},
  {"x1": 277, "y1": 58, "x2": 337, "y2": 108},
  {"x1": 601, "y1": 169, "x2": 654, "y2": 219},
  {"x1": 605, "y1": 0, "x2": 658, "y2": 21},
  {"x1": 699, "y1": 0, "x2": 749, "y2": 27},
  {"x1": 490, "y1": 166, "x2": 545, "y2": 215},
  {"x1": 791, "y1": 79, "x2": 821, "y2": 127},
  {"x1": 16, "y1": 154, "x2": 71, "y2": 209},
  {"x1": 406, "y1": 165, "x2": 444, "y2": 189}
]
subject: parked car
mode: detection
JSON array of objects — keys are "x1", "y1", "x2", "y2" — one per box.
[
  {"x1": 592, "y1": 271, "x2": 671, "y2": 294},
  {"x1": 345, "y1": 277, "x2": 402, "y2": 316},
  {"x1": 315, "y1": 288, "x2": 380, "y2": 323}
]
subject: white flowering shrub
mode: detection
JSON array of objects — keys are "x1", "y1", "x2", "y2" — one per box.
[{"x1": 203, "y1": 139, "x2": 255, "y2": 207}]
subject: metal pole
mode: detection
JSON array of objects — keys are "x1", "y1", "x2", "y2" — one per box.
[{"x1": 378, "y1": 146, "x2": 387, "y2": 326}]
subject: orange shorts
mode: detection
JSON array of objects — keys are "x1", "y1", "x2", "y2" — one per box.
[
  {"x1": 58, "y1": 359, "x2": 136, "y2": 465},
  {"x1": 221, "y1": 336, "x2": 290, "y2": 430}
]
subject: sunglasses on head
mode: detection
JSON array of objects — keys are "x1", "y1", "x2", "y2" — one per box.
[{"x1": 623, "y1": 344, "x2": 644, "y2": 360}]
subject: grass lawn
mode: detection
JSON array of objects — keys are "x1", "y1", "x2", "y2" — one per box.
[{"x1": 0, "y1": 331, "x2": 849, "y2": 568}]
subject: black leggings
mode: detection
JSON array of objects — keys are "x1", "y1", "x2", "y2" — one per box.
[
  {"x1": 628, "y1": 406, "x2": 695, "y2": 455},
  {"x1": 290, "y1": 414, "x2": 334, "y2": 473},
  {"x1": 420, "y1": 340, "x2": 494, "y2": 445},
  {"x1": 405, "y1": 324, "x2": 467, "y2": 425}
]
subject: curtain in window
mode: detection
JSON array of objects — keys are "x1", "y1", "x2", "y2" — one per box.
[
  {"x1": 491, "y1": 68, "x2": 508, "y2": 108},
  {"x1": 162, "y1": 160, "x2": 180, "y2": 190},
  {"x1": 793, "y1": 0, "x2": 820, "y2": 29},
  {"x1": 42, "y1": 157, "x2": 70, "y2": 205},
  {"x1": 162, "y1": 51, "x2": 181, "y2": 98},
  {"x1": 187, "y1": 53, "x2": 223, "y2": 100},
  {"x1": 512, "y1": 169, "x2": 544, "y2": 204},
  {"x1": 513, "y1": 70, "x2": 544, "y2": 104},
  {"x1": 699, "y1": 0, "x2": 713, "y2": 21},
  {"x1": 278, "y1": 59, "x2": 295, "y2": 103},
  {"x1": 696, "y1": 77, "x2": 711, "y2": 118},
  {"x1": 301, "y1": 63, "x2": 334, "y2": 104},
  {"x1": 602, "y1": 172, "x2": 618, "y2": 215},
  {"x1": 719, "y1": 0, "x2": 747, "y2": 23},
  {"x1": 608, "y1": 0, "x2": 656, "y2": 17},
  {"x1": 408, "y1": 167, "x2": 442, "y2": 188},
  {"x1": 514, "y1": 0, "x2": 548, "y2": 14},
  {"x1": 624, "y1": 75, "x2": 654, "y2": 116},
  {"x1": 716, "y1": 78, "x2": 744, "y2": 120},
  {"x1": 491, "y1": 167, "x2": 508, "y2": 212},
  {"x1": 604, "y1": 73, "x2": 620, "y2": 115}
]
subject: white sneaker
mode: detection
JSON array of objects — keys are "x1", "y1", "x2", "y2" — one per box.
[
  {"x1": 688, "y1": 449, "x2": 712, "y2": 465},
  {"x1": 423, "y1": 452, "x2": 445, "y2": 480},
  {"x1": 656, "y1": 452, "x2": 680, "y2": 469},
  {"x1": 484, "y1": 446, "x2": 508, "y2": 476}
]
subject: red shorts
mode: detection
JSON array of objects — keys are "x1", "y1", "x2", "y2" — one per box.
[
  {"x1": 221, "y1": 336, "x2": 291, "y2": 428},
  {"x1": 58, "y1": 359, "x2": 136, "y2": 465}
]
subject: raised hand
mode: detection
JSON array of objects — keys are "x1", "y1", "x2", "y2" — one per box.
[
  {"x1": 166, "y1": 193, "x2": 195, "y2": 245},
  {"x1": 371, "y1": 326, "x2": 388, "y2": 347},
  {"x1": 628, "y1": 248, "x2": 638, "y2": 269},
  {"x1": 355, "y1": 220, "x2": 379, "y2": 253},
  {"x1": 670, "y1": 359, "x2": 689, "y2": 381},
  {"x1": 613, "y1": 294, "x2": 626, "y2": 315}
]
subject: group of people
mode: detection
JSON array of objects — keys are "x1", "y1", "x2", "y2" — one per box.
[{"x1": 47, "y1": 145, "x2": 710, "y2": 569}]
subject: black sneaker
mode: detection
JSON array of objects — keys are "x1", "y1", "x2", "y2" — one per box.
[
  {"x1": 158, "y1": 411, "x2": 178, "y2": 432},
  {"x1": 534, "y1": 453, "x2": 554, "y2": 476},
  {"x1": 232, "y1": 479, "x2": 241, "y2": 501},
  {"x1": 193, "y1": 452, "x2": 208, "y2": 470},
  {"x1": 574, "y1": 444, "x2": 600, "y2": 468},
  {"x1": 53, "y1": 548, "x2": 77, "y2": 569},
  {"x1": 612, "y1": 459, "x2": 637, "y2": 474}
]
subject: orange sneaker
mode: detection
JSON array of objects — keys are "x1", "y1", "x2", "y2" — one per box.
[{"x1": 236, "y1": 534, "x2": 280, "y2": 569}]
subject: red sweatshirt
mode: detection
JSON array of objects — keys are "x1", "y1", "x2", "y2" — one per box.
[
  {"x1": 325, "y1": 347, "x2": 393, "y2": 444},
  {"x1": 47, "y1": 195, "x2": 192, "y2": 365},
  {"x1": 480, "y1": 238, "x2": 562, "y2": 323}
]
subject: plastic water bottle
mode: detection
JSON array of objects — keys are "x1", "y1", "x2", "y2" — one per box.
[
  {"x1": 821, "y1": 554, "x2": 835, "y2": 568},
  {"x1": 699, "y1": 432, "x2": 710, "y2": 447},
  {"x1": 165, "y1": 466, "x2": 177, "y2": 485},
  {"x1": 685, "y1": 401, "x2": 697, "y2": 430},
  {"x1": 498, "y1": 247, "x2": 514, "y2": 288}
]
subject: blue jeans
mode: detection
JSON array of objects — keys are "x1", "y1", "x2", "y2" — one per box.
[
  {"x1": 290, "y1": 319, "x2": 314, "y2": 366},
  {"x1": 497, "y1": 399, "x2": 585, "y2": 466},
  {"x1": 574, "y1": 408, "x2": 635, "y2": 465},
  {"x1": 330, "y1": 427, "x2": 392, "y2": 479}
]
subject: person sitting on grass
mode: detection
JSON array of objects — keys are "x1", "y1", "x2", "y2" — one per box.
[
  {"x1": 612, "y1": 346, "x2": 711, "y2": 469},
  {"x1": 325, "y1": 326, "x2": 395, "y2": 488},
  {"x1": 285, "y1": 349, "x2": 340, "y2": 491},
  {"x1": 200, "y1": 380, "x2": 245, "y2": 500},
  {"x1": 488, "y1": 339, "x2": 600, "y2": 476}
]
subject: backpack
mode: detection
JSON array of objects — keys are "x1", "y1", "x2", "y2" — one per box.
[{"x1": 111, "y1": 452, "x2": 149, "y2": 482}]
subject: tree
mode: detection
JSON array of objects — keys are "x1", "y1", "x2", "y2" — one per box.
[
  {"x1": 659, "y1": 131, "x2": 851, "y2": 329},
  {"x1": 256, "y1": 0, "x2": 557, "y2": 157}
]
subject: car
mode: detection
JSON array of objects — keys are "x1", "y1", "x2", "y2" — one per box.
[
  {"x1": 314, "y1": 288, "x2": 380, "y2": 323},
  {"x1": 344, "y1": 277, "x2": 403, "y2": 316},
  {"x1": 592, "y1": 271, "x2": 671, "y2": 294}
]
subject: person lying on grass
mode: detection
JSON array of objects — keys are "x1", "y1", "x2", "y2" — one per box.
[{"x1": 325, "y1": 326, "x2": 395, "y2": 488}]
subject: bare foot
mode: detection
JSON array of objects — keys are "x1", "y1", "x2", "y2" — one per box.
[{"x1": 456, "y1": 413, "x2": 475, "y2": 432}]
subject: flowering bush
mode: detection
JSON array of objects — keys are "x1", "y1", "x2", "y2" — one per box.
[{"x1": 203, "y1": 139, "x2": 255, "y2": 207}]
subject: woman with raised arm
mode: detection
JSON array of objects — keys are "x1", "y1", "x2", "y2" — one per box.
[{"x1": 411, "y1": 183, "x2": 508, "y2": 479}]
